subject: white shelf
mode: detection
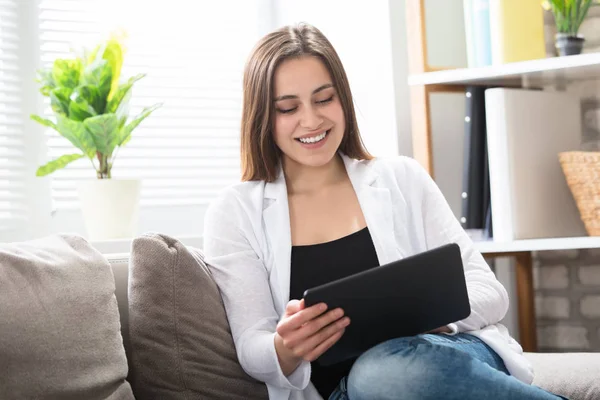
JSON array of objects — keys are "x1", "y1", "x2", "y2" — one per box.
[
  {"x1": 408, "y1": 53, "x2": 600, "y2": 88},
  {"x1": 474, "y1": 236, "x2": 600, "y2": 255}
]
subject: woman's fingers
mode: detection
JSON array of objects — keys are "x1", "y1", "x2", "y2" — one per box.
[
  {"x1": 294, "y1": 316, "x2": 350, "y2": 359},
  {"x1": 304, "y1": 327, "x2": 346, "y2": 362},
  {"x1": 276, "y1": 299, "x2": 351, "y2": 363},
  {"x1": 285, "y1": 299, "x2": 304, "y2": 316},
  {"x1": 283, "y1": 308, "x2": 345, "y2": 348},
  {"x1": 426, "y1": 325, "x2": 452, "y2": 334},
  {"x1": 277, "y1": 302, "x2": 328, "y2": 336}
]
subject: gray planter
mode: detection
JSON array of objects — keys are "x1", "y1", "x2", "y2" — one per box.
[{"x1": 555, "y1": 33, "x2": 585, "y2": 56}]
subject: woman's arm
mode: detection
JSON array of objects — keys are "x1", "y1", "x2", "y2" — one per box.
[
  {"x1": 202, "y1": 189, "x2": 311, "y2": 390},
  {"x1": 404, "y1": 158, "x2": 509, "y2": 332}
]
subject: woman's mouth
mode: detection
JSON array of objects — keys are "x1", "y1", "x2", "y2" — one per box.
[{"x1": 295, "y1": 130, "x2": 330, "y2": 145}]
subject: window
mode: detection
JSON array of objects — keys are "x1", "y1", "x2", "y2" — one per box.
[
  {"x1": 7, "y1": 0, "x2": 264, "y2": 235},
  {"x1": 0, "y1": 0, "x2": 27, "y2": 239},
  {"x1": 39, "y1": 0, "x2": 261, "y2": 206}
]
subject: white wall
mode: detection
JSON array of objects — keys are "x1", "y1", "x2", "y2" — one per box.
[
  {"x1": 388, "y1": 0, "x2": 412, "y2": 156},
  {"x1": 426, "y1": 0, "x2": 468, "y2": 216}
]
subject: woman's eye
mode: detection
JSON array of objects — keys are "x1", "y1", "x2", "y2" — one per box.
[
  {"x1": 316, "y1": 96, "x2": 334, "y2": 105},
  {"x1": 277, "y1": 107, "x2": 297, "y2": 114}
]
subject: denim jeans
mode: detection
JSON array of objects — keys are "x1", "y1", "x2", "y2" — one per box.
[{"x1": 328, "y1": 333, "x2": 566, "y2": 400}]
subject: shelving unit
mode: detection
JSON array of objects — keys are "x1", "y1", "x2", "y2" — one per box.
[
  {"x1": 405, "y1": 0, "x2": 600, "y2": 352},
  {"x1": 408, "y1": 52, "x2": 600, "y2": 88},
  {"x1": 475, "y1": 236, "x2": 600, "y2": 255}
]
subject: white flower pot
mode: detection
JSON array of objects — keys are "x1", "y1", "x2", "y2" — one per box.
[{"x1": 77, "y1": 179, "x2": 141, "y2": 241}]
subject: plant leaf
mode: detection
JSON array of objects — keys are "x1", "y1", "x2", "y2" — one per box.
[
  {"x1": 30, "y1": 114, "x2": 58, "y2": 130},
  {"x1": 83, "y1": 113, "x2": 120, "y2": 156},
  {"x1": 36, "y1": 153, "x2": 84, "y2": 177},
  {"x1": 105, "y1": 73, "x2": 145, "y2": 114},
  {"x1": 51, "y1": 59, "x2": 82, "y2": 90},
  {"x1": 102, "y1": 38, "x2": 124, "y2": 101},
  {"x1": 36, "y1": 68, "x2": 56, "y2": 96},
  {"x1": 68, "y1": 89, "x2": 98, "y2": 122},
  {"x1": 85, "y1": 43, "x2": 103, "y2": 66},
  {"x1": 82, "y1": 58, "x2": 113, "y2": 100},
  {"x1": 79, "y1": 85, "x2": 105, "y2": 114},
  {"x1": 50, "y1": 87, "x2": 72, "y2": 116},
  {"x1": 115, "y1": 88, "x2": 132, "y2": 130},
  {"x1": 548, "y1": 0, "x2": 595, "y2": 34},
  {"x1": 56, "y1": 115, "x2": 97, "y2": 157},
  {"x1": 576, "y1": 0, "x2": 594, "y2": 33},
  {"x1": 570, "y1": 0, "x2": 579, "y2": 34},
  {"x1": 119, "y1": 103, "x2": 162, "y2": 146}
]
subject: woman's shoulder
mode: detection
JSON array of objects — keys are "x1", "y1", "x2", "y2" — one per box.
[{"x1": 367, "y1": 155, "x2": 430, "y2": 185}]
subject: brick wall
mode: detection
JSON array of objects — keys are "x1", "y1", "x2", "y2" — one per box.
[{"x1": 535, "y1": 250, "x2": 600, "y2": 351}]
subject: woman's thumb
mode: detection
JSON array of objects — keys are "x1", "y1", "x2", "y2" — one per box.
[{"x1": 286, "y1": 299, "x2": 304, "y2": 315}]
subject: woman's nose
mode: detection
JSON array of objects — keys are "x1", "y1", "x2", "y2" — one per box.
[{"x1": 299, "y1": 105, "x2": 324, "y2": 130}]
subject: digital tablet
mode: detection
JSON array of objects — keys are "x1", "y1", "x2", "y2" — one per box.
[{"x1": 303, "y1": 243, "x2": 471, "y2": 366}]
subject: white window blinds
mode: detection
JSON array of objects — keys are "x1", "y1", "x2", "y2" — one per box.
[
  {"x1": 38, "y1": 0, "x2": 260, "y2": 209},
  {"x1": 0, "y1": 0, "x2": 27, "y2": 234}
]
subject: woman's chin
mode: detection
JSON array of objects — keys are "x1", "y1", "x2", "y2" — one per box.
[{"x1": 288, "y1": 151, "x2": 339, "y2": 169}]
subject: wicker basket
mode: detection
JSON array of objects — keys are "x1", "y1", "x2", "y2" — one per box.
[{"x1": 558, "y1": 151, "x2": 600, "y2": 236}]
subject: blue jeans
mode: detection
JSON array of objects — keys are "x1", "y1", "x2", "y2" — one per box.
[{"x1": 328, "y1": 333, "x2": 566, "y2": 400}]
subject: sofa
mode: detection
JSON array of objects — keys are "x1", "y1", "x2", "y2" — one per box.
[{"x1": 1, "y1": 233, "x2": 599, "y2": 400}]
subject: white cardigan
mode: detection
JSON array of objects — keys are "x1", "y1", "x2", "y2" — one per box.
[{"x1": 203, "y1": 154, "x2": 533, "y2": 400}]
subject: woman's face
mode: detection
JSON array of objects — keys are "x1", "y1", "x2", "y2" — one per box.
[{"x1": 272, "y1": 56, "x2": 345, "y2": 170}]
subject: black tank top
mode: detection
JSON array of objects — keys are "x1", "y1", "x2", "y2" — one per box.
[{"x1": 290, "y1": 227, "x2": 380, "y2": 398}]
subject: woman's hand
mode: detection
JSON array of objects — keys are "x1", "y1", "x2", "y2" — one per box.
[
  {"x1": 426, "y1": 325, "x2": 453, "y2": 334},
  {"x1": 274, "y1": 299, "x2": 350, "y2": 376}
]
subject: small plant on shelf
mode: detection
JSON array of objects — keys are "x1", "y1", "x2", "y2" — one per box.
[{"x1": 542, "y1": 0, "x2": 600, "y2": 56}]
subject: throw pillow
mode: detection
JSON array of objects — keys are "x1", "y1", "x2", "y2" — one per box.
[
  {"x1": 128, "y1": 233, "x2": 268, "y2": 400},
  {"x1": 0, "y1": 234, "x2": 134, "y2": 400}
]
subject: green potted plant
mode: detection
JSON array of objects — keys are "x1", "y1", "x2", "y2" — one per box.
[
  {"x1": 31, "y1": 33, "x2": 162, "y2": 240},
  {"x1": 542, "y1": 0, "x2": 599, "y2": 56}
]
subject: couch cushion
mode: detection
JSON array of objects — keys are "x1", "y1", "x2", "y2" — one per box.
[
  {"x1": 526, "y1": 352, "x2": 600, "y2": 399},
  {"x1": 108, "y1": 257, "x2": 132, "y2": 363},
  {"x1": 128, "y1": 233, "x2": 268, "y2": 399},
  {"x1": 0, "y1": 234, "x2": 134, "y2": 400}
]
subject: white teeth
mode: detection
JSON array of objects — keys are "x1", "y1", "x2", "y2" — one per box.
[{"x1": 299, "y1": 131, "x2": 328, "y2": 144}]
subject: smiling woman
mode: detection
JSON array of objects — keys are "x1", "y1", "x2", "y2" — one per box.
[
  {"x1": 240, "y1": 24, "x2": 372, "y2": 183},
  {"x1": 272, "y1": 57, "x2": 345, "y2": 169},
  {"x1": 204, "y1": 22, "x2": 568, "y2": 400}
]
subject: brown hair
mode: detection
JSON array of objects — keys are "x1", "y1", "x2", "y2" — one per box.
[{"x1": 240, "y1": 23, "x2": 373, "y2": 182}]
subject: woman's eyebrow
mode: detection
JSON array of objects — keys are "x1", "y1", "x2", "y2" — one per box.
[{"x1": 274, "y1": 83, "x2": 334, "y2": 102}]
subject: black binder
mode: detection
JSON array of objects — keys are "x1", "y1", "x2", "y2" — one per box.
[{"x1": 461, "y1": 86, "x2": 492, "y2": 238}]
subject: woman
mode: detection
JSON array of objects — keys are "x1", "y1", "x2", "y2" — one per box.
[{"x1": 203, "y1": 23, "x2": 564, "y2": 400}]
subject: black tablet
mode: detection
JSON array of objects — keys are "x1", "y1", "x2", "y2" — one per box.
[{"x1": 303, "y1": 243, "x2": 471, "y2": 366}]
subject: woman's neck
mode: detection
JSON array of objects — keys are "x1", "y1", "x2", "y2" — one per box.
[{"x1": 283, "y1": 154, "x2": 347, "y2": 195}]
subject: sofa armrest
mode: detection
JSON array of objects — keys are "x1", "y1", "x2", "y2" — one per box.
[{"x1": 525, "y1": 352, "x2": 600, "y2": 400}]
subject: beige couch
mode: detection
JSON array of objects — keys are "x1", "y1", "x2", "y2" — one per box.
[
  {"x1": 1, "y1": 233, "x2": 599, "y2": 399},
  {"x1": 107, "y1": 255, "x2": 600, "y2": 400},
  {"x1": 108, "y1": 254, "x2": 600, "y2": 400}
]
